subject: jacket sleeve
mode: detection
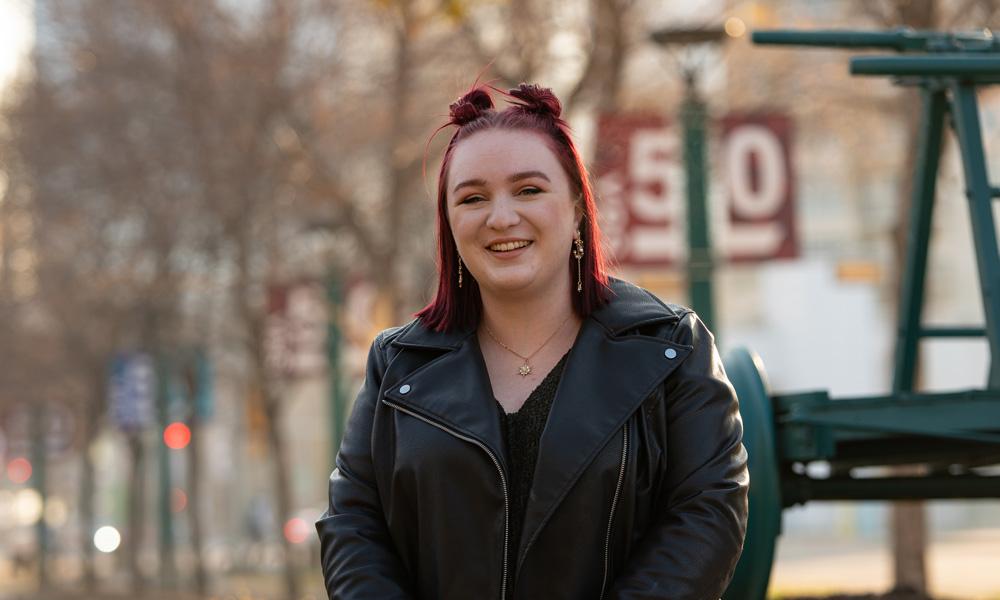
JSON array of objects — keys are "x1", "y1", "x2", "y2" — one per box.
[
  {"x1": 315, "y1": 332, "x2": 417, "y2": 600},
  {"x1": 609, "y1": 312, "x2": 749, "y2": 600}
]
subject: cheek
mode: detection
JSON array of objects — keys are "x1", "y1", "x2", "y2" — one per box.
[{"x1": 448, "y1": 211, "x2": 473, "y2": 246}]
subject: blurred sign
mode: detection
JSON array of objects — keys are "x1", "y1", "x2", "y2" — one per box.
[
  {"x1": 595, "y1": 114, "x2": 686, "y2": 266},
  {"x1": 1, "y1": 401, "x2": 78, "y2": 459},
  {"x1": 594, "y1": 113, "x2": 797, "y2": 267},
  {"x1": 109, "y1": 352, "x2": 157, "y2": 432},
  {"x1": 0, "y1": 403, "x2": 29, "y2": 458},
  {"x1": 265, "y1": 281, "x2": 328, "y2": 378},
  {"x1": 167, "y1": 347, "x2": 215, "y2": 420},
  {"x1": 45, "y1": 402, "x2": 76, "y2": 455},
  {"x1": 720, "y1": 114, "x2": 798, "y2": 261}
]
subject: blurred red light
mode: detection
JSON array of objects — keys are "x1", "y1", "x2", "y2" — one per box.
[
  {"x1": 164, "y1": 423, "x2": 191, "y2": 449},
  {"x1": 170, "y1": 488, "x2": 187, "y2": 513},
  {"x1": 284, "y1": 517, "x2": 310, "y2": 544},
  {"x1": 6, "y1": 458, "x2": 32, "y2": 484}
]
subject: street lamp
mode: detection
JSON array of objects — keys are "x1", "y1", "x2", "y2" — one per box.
[{"x1": 649, "y1": 26, "x2": 727, "y2": 331}]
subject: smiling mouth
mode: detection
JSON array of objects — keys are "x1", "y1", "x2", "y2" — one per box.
[{"x1": 489, "y1": 240, "x2": 531, "y2": 252}]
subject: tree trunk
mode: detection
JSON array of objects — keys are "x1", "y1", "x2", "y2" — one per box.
[
  {"x1": 78, "y1": 381, "x2": 101, "y2": 592},
  {"x1": 127, "y1": 433, "x2": 147, "y2": 595},
  {"x1": 187, "y1": 367, "x2": 208, "y2": 597},
  {"x1": 31, "y1": 401, "x2": 49, "y2": 589},
  {"x1": 886, "y1": 1, "x2": 936, "y2": 593},
  {"x1": 891, "y1": 500, "x2": 928, "y2": 593},
  {"x1": 267, "y1": 397, "x2": 299, "y2": 600}
]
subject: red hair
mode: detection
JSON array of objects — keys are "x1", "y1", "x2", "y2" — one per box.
[{"x1": 416, "y1": 83, "x2": 611, "y2": 331}]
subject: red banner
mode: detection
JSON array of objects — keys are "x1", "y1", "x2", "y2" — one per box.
[
  {"x1": 594, "y1": 113, "x2": 797, "y2": 267},
  {"x1": 594, "y1": 114, "x2": 685, "y2": 267},
  {"x1": 265, "y1": 282, "x2": 328, "y2": 378},
  {"x1": 720, "y1": 114, "x2": 797, "y2": 262}
]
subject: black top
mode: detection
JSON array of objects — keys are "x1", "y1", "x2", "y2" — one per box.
[{"x1": 496, "y1": 352, "x2": 569, "y2": 598}]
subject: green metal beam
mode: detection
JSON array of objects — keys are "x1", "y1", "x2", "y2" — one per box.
[
  {"x1": 774, "y1": 389, "x2": 1000, "y2": 462},
  {"x1": 892, "y1": 88, "x2": 947, "y2": 394},
  {"x1": 919, "y1": 327, "x2": 986, "y2": 338},
  {"x1": 783, "y1": 475, "x2": 1000, "y2": 505},
  {"x1": 950, "y1": 82, "x2": 1000, "y2": 387},
  {"x1": 752, "y1": 28, "x2": 1000, "y2": 52},
  {"x1": 753, "y1": 29, "x2": 923, "y2": 51},
  {"x1": 780, "y1": 414, "x2": 1000, "y2": 445},
  {"x1": 851, "y1": 55, "x2": 1000, "y2": 77}
]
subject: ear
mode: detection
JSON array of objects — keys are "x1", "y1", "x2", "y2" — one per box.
[{"x1": 573, "y1": 195, "x2": 584, "y2": 231}]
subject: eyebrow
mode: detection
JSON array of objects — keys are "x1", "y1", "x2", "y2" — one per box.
[{"x1": 452, "y1": 170, "x2": 552, "y2": 194}]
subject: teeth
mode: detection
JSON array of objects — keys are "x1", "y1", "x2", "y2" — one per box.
[{"x1": 490, "y1": 241, "x2": 530, "y2": 252}]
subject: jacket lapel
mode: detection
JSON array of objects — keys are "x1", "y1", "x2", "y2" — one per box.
[
  {"x1": 383, "y1": 327, "x2": 506, "y2": 465},
  {"x1": 517, "y1": 282, "x2": 692, "y2": 559}
]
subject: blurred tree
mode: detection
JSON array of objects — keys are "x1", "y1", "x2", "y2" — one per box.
[
  {"x1": 2, "y1": 0, "x2": 648, "y2": 598},
  {"x1": 4, "y1": 0, "x2": 337, "y2": 595},
  {"x1": 2, "y1": 47, "x2": 146, "y2": 592}
]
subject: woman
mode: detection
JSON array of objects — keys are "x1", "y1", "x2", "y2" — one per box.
[{"x1": 316, "y1": 83, "x2": 748, "y2": 600}]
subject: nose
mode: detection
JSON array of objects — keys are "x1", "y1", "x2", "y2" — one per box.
[{"x1": 485, "y1": 195, "x2": 520, "y2": 230}]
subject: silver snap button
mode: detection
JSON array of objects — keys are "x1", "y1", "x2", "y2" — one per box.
[
  {"x1": 664, "y1": 348, "x2": 677, "y2": 359},
  {"x1": 400, "y1": 384, "x2": 411, "y2": 394}
]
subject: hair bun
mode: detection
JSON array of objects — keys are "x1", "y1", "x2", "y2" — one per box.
[
  {"x1": 449, "y1": 88, "x2": 494, "y2": 126},
  {"x1": 508, "y1": 83, "x2": 562, "y2": 119}
]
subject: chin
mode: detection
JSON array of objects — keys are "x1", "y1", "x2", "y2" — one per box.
[{"x1": 478, "y1": 273, "x2": 536, "y2": 295}]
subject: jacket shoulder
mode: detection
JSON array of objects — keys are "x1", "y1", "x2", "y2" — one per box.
[
  {"x1": 591, "y1": 278, "x2": 694, "y2": 336},
  {"x1": 372, "y1": 323, "x2": 408, "y2": 350}
]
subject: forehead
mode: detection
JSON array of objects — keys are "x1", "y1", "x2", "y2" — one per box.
[{"x1": 447, "y1": 129, "x2": 565, "y2": 188}]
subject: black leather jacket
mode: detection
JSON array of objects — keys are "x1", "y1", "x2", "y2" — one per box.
[{"x1": 316, "y1": 279, "x2": 748, "y2": 600}]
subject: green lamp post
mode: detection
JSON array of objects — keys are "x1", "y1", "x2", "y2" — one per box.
[{"x1": 649, "y1": 26, "x2": 727, "y2": 332}]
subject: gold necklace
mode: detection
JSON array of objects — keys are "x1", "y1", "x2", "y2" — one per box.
[{"x1": 484, "y1": 312, "x2": 573, "y2": 377}]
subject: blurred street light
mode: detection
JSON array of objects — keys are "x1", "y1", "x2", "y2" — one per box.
[
  {"x1": 284, "y1": 517, "x2": 311, "y2": 544},
  {"x1": 6, "y1": 457, "x2": 31, "y2": 483},
  {"x1": 163, "y1": 422, "x2": 191, "y2": 450},
  {"x1": 649, "y1": 25, "x2": 728, "y2": 331},
  {"x1": 94, "y1": 525, "x2": 121, "y2": 553}
]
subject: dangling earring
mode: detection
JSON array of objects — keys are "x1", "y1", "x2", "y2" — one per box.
[
  {"x1": 572, "y1": 231, "x2": 584, "y2": 292},
  {"x1": 458, "y1": 255, "x2": 463, "y2": 288}
]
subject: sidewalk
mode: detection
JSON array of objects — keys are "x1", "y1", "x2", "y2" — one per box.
[
  {"x1": 769, "y1": 527, "x2": 1000, "y2": 599},
  {"x1": 2, "y1": 529, "x2": 999, "y2": 600},
  {"x1": 0, "y1": 569, "x2": 327, "y2": 600}
]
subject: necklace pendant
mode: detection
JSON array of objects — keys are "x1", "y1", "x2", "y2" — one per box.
[{"x1": 518, "y1": 362, "x2": 532, "y2": 377}]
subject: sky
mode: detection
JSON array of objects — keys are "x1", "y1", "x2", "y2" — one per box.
[{"x1": 0, "y1": 0, "x2": 33, "y2": 92}]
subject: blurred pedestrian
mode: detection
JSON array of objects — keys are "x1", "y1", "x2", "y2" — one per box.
[{"x1": 316, "y1": 82, "x2": 748, "y2": 599}]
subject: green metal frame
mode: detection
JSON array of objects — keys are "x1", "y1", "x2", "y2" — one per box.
[
  {"x1": 721, "y1": 28, "x2": 1000, "y2": 600},
  {"x1": 722, "y1": 348, "x2": 782, "y2": 600},
  {"x1": 858, "y1": 61, "x2": 1000, "y2": 393}
]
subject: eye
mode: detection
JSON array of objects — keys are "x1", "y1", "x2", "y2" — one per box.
[
  {"x1": 517, "y1": 186, "x2": 542, "y2": 196},
  {"x1": 458, "y1": 193, "x2": 486, "y2": 205}
]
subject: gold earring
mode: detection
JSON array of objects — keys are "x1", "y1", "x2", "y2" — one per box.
[
  {"x1": 572, "y1": 231, "x2": 584, "y2": 292},
  {"x1": 458, "y1": 255, "x2": 463, "y2": 288}
]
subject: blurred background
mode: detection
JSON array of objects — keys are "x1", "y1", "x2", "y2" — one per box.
[{"x1": 0, "y1": 0, "x2": 998, "y2": 599}]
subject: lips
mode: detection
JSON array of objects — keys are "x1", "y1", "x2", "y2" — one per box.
[{"x1": 489, "y1": 240, "x2": 531, "y2": 252}]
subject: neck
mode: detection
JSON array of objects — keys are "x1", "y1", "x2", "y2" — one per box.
[{"x1": 479, "y1": 290, "x2": 577, "y2": 347}]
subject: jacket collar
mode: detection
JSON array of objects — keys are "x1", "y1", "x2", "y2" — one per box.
[
  {"x1": 391, "y1": 278, "x2": 685, "y2": 349},
  {"x1": 384, "y1": 279, "x2": 692, "y2": 560}
]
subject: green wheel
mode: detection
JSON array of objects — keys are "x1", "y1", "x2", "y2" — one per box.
[{"x1": 722, "y1": 347, "x2": 782, "y2": 600}]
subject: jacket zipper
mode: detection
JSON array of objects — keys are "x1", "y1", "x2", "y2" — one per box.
[
  {"x1": 384, "y1": 399, "x2": 510, "y2": 600},
  {"x1": 600, "y1": 426, "x2": 628, "y2": 600}
]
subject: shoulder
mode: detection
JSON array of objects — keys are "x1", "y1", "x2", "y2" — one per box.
[
  {"x1": 368, "y1": 317, "x2": 472, "y2": 363},
  {"x1": 590, "y1": 278, "x2": 695, "y2": 337}
]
